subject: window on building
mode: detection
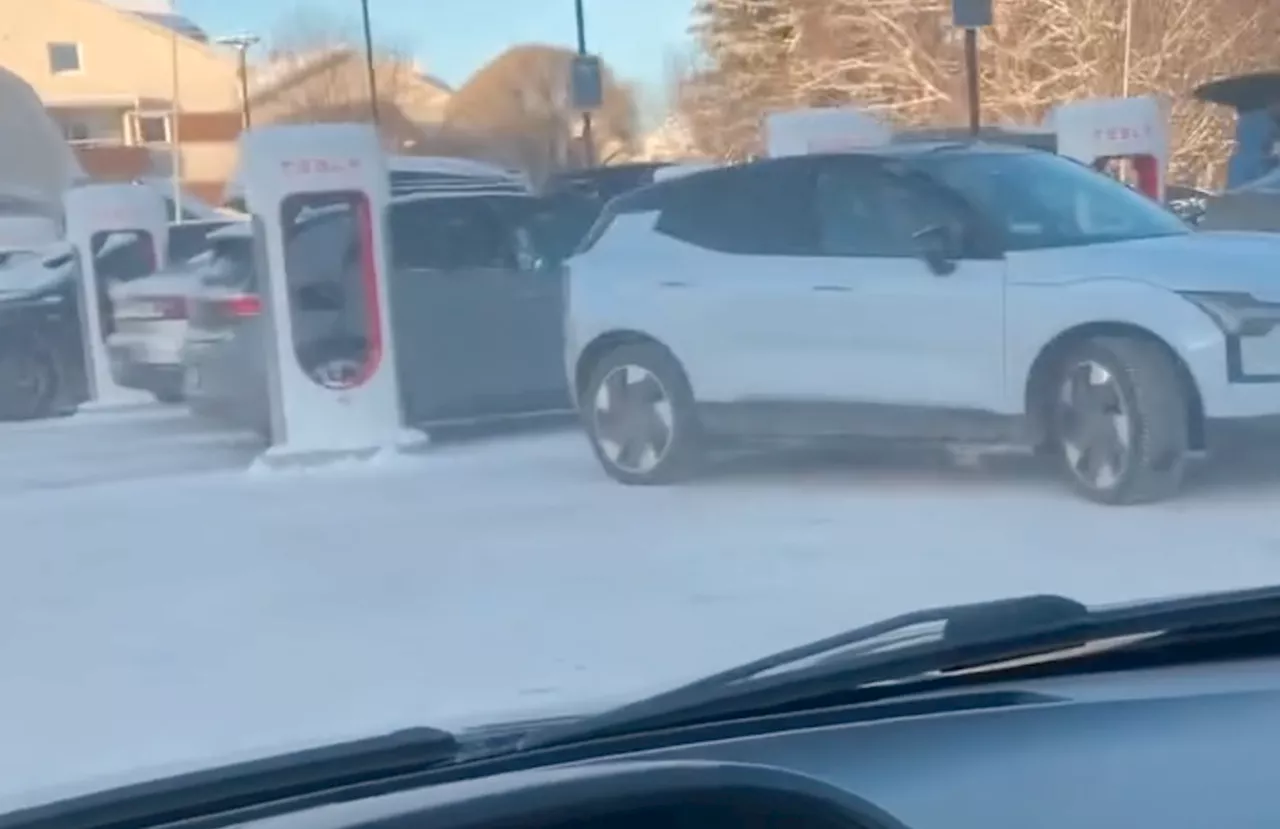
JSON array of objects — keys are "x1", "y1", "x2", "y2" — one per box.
[
  {"x1": 47, "y1": 43, "x2": 81, "y2": 73},
  {"x1": 63, "y1": 121, "x2": 90, "y2": 142},
  {"x1": 131, "y1": 114, "x2": 170, "y2": 144}
]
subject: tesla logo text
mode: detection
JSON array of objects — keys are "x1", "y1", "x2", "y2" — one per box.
[
  {"x1": 1093, "y1": 126, "x2": 1150, "y2": 143},
  {"x1": 280, "y1": 158, "x2": 362, "y2": 175}
]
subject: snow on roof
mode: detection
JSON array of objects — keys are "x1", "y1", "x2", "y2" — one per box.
[
  {"x1": 133, "y1": 12, "x2": 209, "y2": 42},
  {"x1": 221, "y1": 154, "x2": 532, "y2": 206}
]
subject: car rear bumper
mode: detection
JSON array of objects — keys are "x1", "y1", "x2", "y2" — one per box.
[{"x1": 108, "y1": 347, "x2": 184, "y2": 397}]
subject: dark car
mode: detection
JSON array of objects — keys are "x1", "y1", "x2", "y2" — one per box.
[
  {"x1": 0, "y1": 249, "x2": 85, "y2": 420},
  {"x1": 0, "y1": 217, "x2": 239, "y2": 421},
  {"x1": 183, "y1": 191, "x2": 570, "y2": 437},
  {"x1": 536, "y1": 163, "x2": 674, "y2": 261}
]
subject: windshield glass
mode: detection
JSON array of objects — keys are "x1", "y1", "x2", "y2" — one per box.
[
  {"x1": 919, "y1": 151, "x2": 1190, "y2": 250},
  {"x1": 8, "y1": 0, "x2": 1280, "y2": 819}
]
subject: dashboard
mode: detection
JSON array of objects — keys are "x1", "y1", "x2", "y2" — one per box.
[{"x1": 222, "y1": 656, "x2": 1280, "y2": 829}]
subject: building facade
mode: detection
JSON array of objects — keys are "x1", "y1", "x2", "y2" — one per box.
[
  {"x1": 0, "y1": 0, "x2": 244, "y2": 203},
  {"x1": 0, "y1": 0, "x2": 453, "y2": 206}
]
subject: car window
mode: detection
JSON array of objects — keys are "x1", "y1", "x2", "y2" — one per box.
[
  {"x1": 391, "y1": 198, "x2": 517, "y2": 271},
  {"x1": 918, "y1": 151, "x2": 1189, "y2": 250},
  {"x1": 654, "y1": 163, "x2": 817, "y2": 255},
  {"x1": 815, "y1": 161, "x2": 976, "y2": 258},
  {"x1": 94, "y1": 231, "x2": 155, "y2": 282},
  {"x1": 168, "y1": 221, "x2": 233, "y2": 263},
  {"x1": 284, "y1": 209, "x2": 357, "y2": 287},
  {"x1": 202, "y1": 237, "x2": 256, "y2": 290}
]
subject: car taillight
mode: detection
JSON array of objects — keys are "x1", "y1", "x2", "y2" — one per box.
[{"x1": 217, "y1": 294, "x2": 260, "y2": 317}]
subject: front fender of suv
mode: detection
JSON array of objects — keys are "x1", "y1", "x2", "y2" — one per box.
[{"x1": 1006, "y1": 277, "x2": 1229, "y2": 417}]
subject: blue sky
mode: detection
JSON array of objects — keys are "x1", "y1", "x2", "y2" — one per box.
[{"x1": 177, "y1": 0, "x2": 696, "y2": 110}]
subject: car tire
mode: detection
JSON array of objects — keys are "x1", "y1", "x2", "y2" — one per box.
[
  {"x1": 582, "y1": 342, "x2": 702, "y2": 485},
  {"x1": 0, "y1": 340, "x2": 59, "y2": 421},
  {"x1": 153, "y1": 385, "x2": 184, "y2": 405},
  {"x1": 1050, "y1": 336, "x2": 1188, "y2": 505}
]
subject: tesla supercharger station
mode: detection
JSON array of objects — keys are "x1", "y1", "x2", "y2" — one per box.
[
  {"x1": 239, "y1": 124, "x2": 424, "y2": 468},
  {"x1": 64, "y1": 182, "x2": 168, "y2": 409},
  {"x1": 765, "y1": 106, "x2": 893, "y2": 156},
  {"x1": 1050, "y1": 95, "x2": 1169, "y2": 201}
]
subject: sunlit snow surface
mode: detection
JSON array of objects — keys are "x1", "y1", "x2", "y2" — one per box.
[{"x1": 4, "y1": 405, "x2": 1280, "y2": 805}]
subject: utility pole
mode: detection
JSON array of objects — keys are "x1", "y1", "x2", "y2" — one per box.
[
  {"x1": 1120, "y1": 0, "x2": 1134, "y2": 97},
  {"x1": 215, "y1": 34, "x2": 260, "y2": 128},
  {"x1": 360, "y1": 0, "x2": 379, "y2": 124},
  {"x1": 169, "y1": 28, "x2": 183, "y2": 222},
  {"x1": 573, "y1": 0, "x2": 595, "y2": 166}
]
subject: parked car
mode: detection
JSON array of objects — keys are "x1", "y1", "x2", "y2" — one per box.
[
  {"x1": 565, "y1": 142, "x2": 1280, "y2": 504},
  {"x1": 0, "y1": 244, "x2": 84, "y2": 419},
  {"x1": 536, "y1": 163, "x2": 674, "y2": 262},
  {"x1": 103, "y1": 219, "x2": 239, "y2": 403},
  {"x1": 1165, "y1": 184, "x2": 1212, "y2": 224},
  {"x1": 185, "y1": 160, "x2": 570, "y2": 436}
]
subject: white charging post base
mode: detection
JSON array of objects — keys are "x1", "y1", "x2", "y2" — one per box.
[
  {"x1": 64, "y1": 182, "x2": 169, "y2": 411},
  {"x1": 239, "y1": 123, "x2": 425, "y2": 469}
]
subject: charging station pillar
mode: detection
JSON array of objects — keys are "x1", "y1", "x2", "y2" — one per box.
[
  {"x1": 63, "y1": 182, "x2": 168, "y2": 409},
  {"x1": 239, "y1": 124, "x2": 424, "y2": 467},
  {"x1": 1050, "y1": 95, "x2": 1169, "y2": 201}
]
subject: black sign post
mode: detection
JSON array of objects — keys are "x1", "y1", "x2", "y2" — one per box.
[
  {"x1": 952, "y1": 0, "x2": 992, "y2": 136},
  {"x1": 572, "y1": 0, "x2": 598, "y2": 167}
]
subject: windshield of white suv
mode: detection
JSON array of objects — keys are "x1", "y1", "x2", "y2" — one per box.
[{"x1": 919, "y1": 152, "x2": 1190, "y2": 250}]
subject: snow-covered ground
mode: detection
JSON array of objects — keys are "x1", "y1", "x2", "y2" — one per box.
[{"x1": 5, "y1": 406, "x2": 1280, "y2": 806}]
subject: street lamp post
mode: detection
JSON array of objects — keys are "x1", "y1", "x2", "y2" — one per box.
[
  {"x1": 360, "y1": 0, "x2": 379, "y2": 124},
  {"x1": 574, "y1": 0, "x2": 595, "y2": 167},
  {"x1": 215, "y1": 34, "x2": 259, "y2": 129}
]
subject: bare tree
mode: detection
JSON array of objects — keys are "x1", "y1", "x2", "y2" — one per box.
[
  {"x1": 252, "y1": 5, "x2": 422, "y2": 145},
  {"x1": 443, "y1": 44, "x2": 640, "y2": 183},
  {"x1": 677, "y1": 0, "x2": 1280, "y2": 184}
]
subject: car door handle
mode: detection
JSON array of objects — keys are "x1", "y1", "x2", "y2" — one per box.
[
  {"x1": 811, "y1": 285, "x2": 852, "y2": 292},
  {"x1": 659, "y1": 280, "x2": 689, "y2": 288}
]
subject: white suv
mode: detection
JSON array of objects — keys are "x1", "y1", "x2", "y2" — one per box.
[{"x1": 564, "y1": 143, "x2": 1280, "y2": 504}]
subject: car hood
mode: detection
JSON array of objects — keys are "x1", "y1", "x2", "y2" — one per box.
[
  {"x1": 0, "y1": 247, "x2": 76, "y2": 302},
  {"x1": 1011, "y1": 231, "x2": 1280, "y2": 299}
]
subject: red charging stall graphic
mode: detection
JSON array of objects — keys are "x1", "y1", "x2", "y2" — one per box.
[{"x1": 277, "y1": 190, "x2": 384, "y2": 390}]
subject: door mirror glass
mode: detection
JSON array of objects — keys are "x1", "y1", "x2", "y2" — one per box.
[{"x1": 913, "y1": 224, "x2": 958, "y2": 275}]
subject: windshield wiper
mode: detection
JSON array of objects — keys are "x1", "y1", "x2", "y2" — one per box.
[
  {"x1": 519, "y1": 585, "x2": 1280, "y2": 751},
  {"x1": 0, "y1": 727, "x2": 459, "y2": 829}
]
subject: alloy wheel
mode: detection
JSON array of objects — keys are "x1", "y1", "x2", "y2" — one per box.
[
  {"x1": 1056, "y1": 359, "x2": 1133, "y2": 491},
  {"x1": 592, "y1": 363, "x2": 675, "y2": 474}
]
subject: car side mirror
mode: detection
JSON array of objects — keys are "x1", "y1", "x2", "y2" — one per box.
[{"x1": 913, "y1": 224, "x2": 959, "y2": 276}]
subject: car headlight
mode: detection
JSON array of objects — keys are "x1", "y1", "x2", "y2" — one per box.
[{"x1": 1179, "y1": 291, "x2": 1280, "y2": 337}]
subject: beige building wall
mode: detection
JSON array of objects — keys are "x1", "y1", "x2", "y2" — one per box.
[
  {"x1": 0, "y1": 0, "x2": 242, "y2": 201},
  {"x1": 0, "y1": 2, "x2": 456, "y2": 203}
]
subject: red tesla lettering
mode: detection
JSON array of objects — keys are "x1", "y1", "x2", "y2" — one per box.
[{"x1": 281, "y1": 157, "x2": 361, "y2": 175}]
